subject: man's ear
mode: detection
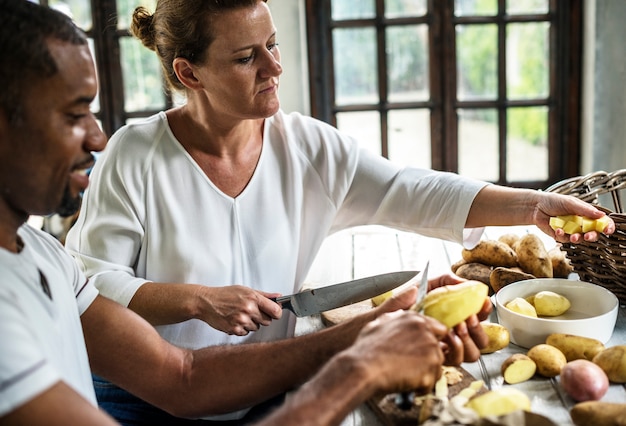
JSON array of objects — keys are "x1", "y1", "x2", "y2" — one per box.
[{"x1": 172, "y1": 58, "x2": 203, "y2": 91}]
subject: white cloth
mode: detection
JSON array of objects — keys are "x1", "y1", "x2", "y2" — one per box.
[
  {"x1": 0, "y1": 225, "x2": 98, "y2": 416},
  {"x1": 67, "y1": 109, "x2": 487, "y2": 350}
]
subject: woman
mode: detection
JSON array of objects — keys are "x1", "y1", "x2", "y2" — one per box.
[{"x1": 65, "y1": 0, "x2": 611, "y2": 423}]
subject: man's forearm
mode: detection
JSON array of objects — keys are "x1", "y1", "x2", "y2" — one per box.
[{"x1": 254, "y1": 352, "x2": 376, "y2": 426}]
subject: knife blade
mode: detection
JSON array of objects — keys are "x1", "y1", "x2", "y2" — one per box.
[
  {"x1": 272, "y1": 270, "x2": 419, "y2": 317},
  {"x1": 396, "y1": 261, "x2": 429, "y2": 410}
]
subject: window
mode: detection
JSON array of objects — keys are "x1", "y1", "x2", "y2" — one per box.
[
  {"x1": 38, "y1": 0, "x2": 171, "y2": 137},
  {"x1": 306, "y1": 0, "x2": 583, "y2": 188}
]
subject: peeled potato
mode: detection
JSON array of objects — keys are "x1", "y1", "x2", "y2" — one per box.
[
  {"x1": 505, "y1": 297, "x2": 538, "y2": 318},
  {"x1": 420, "y1": 280, "x2": 489, "y2": 329},
  {"x1": 465, "y1": 388, "x2": 531, "y2": 417},
  {"x1": 371, "y1": 290, "x2": 393, "y2": 307},
  {"x1": 549, "y1": 215, "x2": 611, "y2": 234},
  {"x1": 533, "y1": 290, "x2": 571, "y2": 316}
]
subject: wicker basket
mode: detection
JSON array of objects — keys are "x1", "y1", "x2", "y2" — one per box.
[{"x1": 545, "y1": 169, "x2": 626, "y2": 305}]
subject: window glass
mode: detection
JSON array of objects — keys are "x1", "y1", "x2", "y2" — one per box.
[
  {"x1": 385, "y1": 0, "x2": 427, "y2": 18},
  {"x1": 507, "y1": 0, "x2": 549, "y2": 15},
  {"x1": 87, "y1": 38, "x2": 101, "y2": 114},
  {"x1": 336, "y1": 111, "x2": 381, "y2": 156},
  {"x1": 458, "y1": 109, "x2": 498, "y2": 181},
  {"x1": 455, "y1": 0, "x2": 497, "y2": 16},
  {"x1": 117, "y1": 0, "x2": 157, "y2": 29},
  {"x1": 387, "y1": 25, "x2": 429, "y2": 103},
  {"x1": 456, "y1": 24, "x2": 498, "y2": 100},
  {"x1": 507, "y1": 106, "x2": 548, "y2": 181},
  {"x1": 507, "y1": 22, "x2": 549, "y2": 100},
  {"x1": 120, "y1": 37, "x2": 166, "y2": 112},
  {"x1": 49, "y1": 0, "x2": 92, "y2": 30},
  {"x1": 332, "y1": 0, "x2": 375, "y2": 20},
  {"x1": 388, "y1": 109, "x2": 431, "y2": 168},
  {"x1": 333, "y1": 27, "x2": 379, "y2": 106}
]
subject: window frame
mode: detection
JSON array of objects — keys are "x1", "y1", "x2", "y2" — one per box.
[
  {"x1": 305, "y1": 0, "x2": 583, "y2": 188},
  {"x1": 41, "y1": 0, "x2": 173, "y2": 137}
]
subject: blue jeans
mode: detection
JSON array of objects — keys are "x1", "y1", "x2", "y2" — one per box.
[{"x1": 93, "y1": 375, "x2": 285, "y2": 426}]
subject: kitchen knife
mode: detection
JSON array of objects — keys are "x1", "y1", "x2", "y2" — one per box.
[
  {"x1": 272, "y1": 270, "x2": 419, "y2": 317},
  {"x1": 396, "y1": 261, "x2": 430, "y2": 410}
]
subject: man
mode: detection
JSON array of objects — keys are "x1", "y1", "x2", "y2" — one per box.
[{"x1": 0, "y1": 1, "x2": 488, "y2": 424}]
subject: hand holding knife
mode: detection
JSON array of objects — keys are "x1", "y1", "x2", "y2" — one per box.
[{"x1": 395, "y1": 260, "x2": 430, "y2": 410}]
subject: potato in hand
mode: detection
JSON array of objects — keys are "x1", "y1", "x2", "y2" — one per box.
[
  {"x1": 420, "y1": 280, "x2": 489, "y2": 328},
  {"x1": 549, "y1": 214, "x2": 611, "y2": 234}
]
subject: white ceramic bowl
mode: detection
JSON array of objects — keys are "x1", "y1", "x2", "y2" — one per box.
[{"x1": 495, "y1": 278, "x2": 618, "y2": 349}]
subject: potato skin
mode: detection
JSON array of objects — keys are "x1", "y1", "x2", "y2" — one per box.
[
  {"x1": 570, "y1": 401, "x2": 626, "y2": 426},
  {"x1": 527, "y1": 344, "x2": 567, "y2": 378},
  {"x1": 480, "y1": 322, "x2": 510, "y2": 354},
  {"x1": 560, "y1": 359, "x2": 609, "y2": 402},
  {"x1": 462, "y1": 240, "x2": 518, "y2": 267},
  {"x1": 592, "y1": 345, "x2": 626, "y2": 383},
  {"x1": 515, "y1": 234, "x2": 553, "y2": 278},
  {"x1": 546, "y1": 333, "x2": 605, "y2": 362},
  {"x1": 456, "y1": 262, "x2": 492, "y2": 286},
  {"x1": 489, "y1": 266, "x2": 535, "y2": 293}
]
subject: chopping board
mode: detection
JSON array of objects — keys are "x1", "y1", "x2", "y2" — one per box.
[{"x1": 321, "y1": 301, "x2": 488, "y2": 425}]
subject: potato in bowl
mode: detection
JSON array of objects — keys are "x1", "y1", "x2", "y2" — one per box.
[{"x1": 495, "y1": 278, "x2": 618, "y2": 349}]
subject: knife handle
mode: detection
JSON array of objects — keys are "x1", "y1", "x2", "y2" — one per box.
[
  {"x1": 269, "y1": 296, "x2": 295, "y2": 314},
  {"x1": 395, "y1": 391, "x2": 414, "y2": 410}
]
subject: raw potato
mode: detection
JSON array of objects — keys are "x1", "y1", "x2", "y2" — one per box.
[
  {"x1": 420, "y1": 280, "x2": 489, "y2": 329},
  {"x1": 501, "y1": 353, "x2": 537, "y2": 384},
  {"x1": 371, "y1": 290, "x2": 393, "y2": 307},
  {"x1": 548, "y1": 246, "x2": 573, "y2": 278},
  {"x1": 480, "y1": 322, "x2": 510, "y2": 354},
  {"x1": 527, "y1": 343, "x2": 567, "y2": 378},
  {"x1": 489, "y1": 266, "x2": 535, "y2": 293},
  {"x1": 592, "y1": 345, "x2": 626, "y2": 383},
  {"x1": 498, "y1": 233, "x2": 520, "y2": 250},
  {"x1": 549, "y1": 214, "x2": 611, "y2": 234},
  {"x1": 546, "y1": 333, "x2": 605, "y2": 362},
  {"x1": 505, "y1": 297, "x2": 538, "y2": 317},
  {"x1": 456, "y1": 262, "x2": 492, "y2": 286},
  {"x1": 560, "y1": 359, "x2": 609, "y2": 402},
  {"x1": 515, "y1": 234, "x2": 553, "y2": 278},
  {"x1": 570, "y1": 401, "x2": 626, "y2": 426},
  {"x1": 461, "y1": 240, "x2": 518, "y2": 267},
  {"x1": 465, "y1": 388, "x2": 531, "y2": 417},
  {"x1": 450, "y1": 258, "x2": 467, "y2": 274},
  {"x1": 533, "y1": 290, "x2": 571, "y2": 316}
]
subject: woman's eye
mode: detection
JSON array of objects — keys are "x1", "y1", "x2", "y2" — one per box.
[
  {"x1": 268, "y1": 42, "x2": 279, "y2": 51},
  {"x1": 238, "y1": 54, "x2": 254, "y2": 64}
]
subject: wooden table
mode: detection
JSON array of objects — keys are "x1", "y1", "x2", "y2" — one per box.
[{"x1": 297, "y1": 225, "x2": 626, "y2": 426}]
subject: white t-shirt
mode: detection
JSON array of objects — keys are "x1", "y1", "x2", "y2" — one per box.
[
  {"x1": 0, "y1": 225, "x2": 98, "y2": 416},
  {"x1": 66, "y1": 109, "x2": 487, "y2": 351}
]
